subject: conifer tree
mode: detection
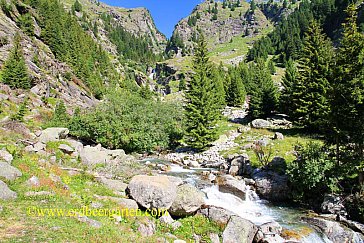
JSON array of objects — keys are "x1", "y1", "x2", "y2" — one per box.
[
  {"x1": 226, "y1": 68, "x2": 246, "y2": 107},
  {"x1": 11, "y1": 98, "x2": 28, "y2": 122},
  {"x1": 184, "y1": 34, "x2": 221, "y2": 151},
  {"x1": 329, "y1": 4, "x2": 364, "y2": 167},
  {"x1": 249, "y1": 59, "x2": 278, "y2": 118},
  {"x1": 279, "y1": 59, "x2": 298, "y2": 116},
  {"x1": 1, "y1": 33, "x2": 31, "y2": 90},
  {"x1": 292, "y1": 21, "x2": 333, "y2": 130}
]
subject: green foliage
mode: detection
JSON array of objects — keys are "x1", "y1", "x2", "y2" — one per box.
[
  {"x1": 328, "y1": 4, "x2": 364, "y2": 174},
  {"x1": 46, "y1": 100, "x2": 70, "y2": 127},
  {"x1": 268, "y1": 59, "x2": 276, "y2": 75},
  {"x1": 279, "y1": 59, "x2": 298, "y2": 116},
  {"x1": 67, "y1": 89, "x2": 183, "y2": 153},
  {"x1": 248, "y1": 59, "x2": 278, "y2": 118},
  {"x1": 292, "y1": 21, "x2": 333, "y2": 130},
  {"x1": 250, "y1": 0, "x2": 256, "y2": 12},
  {"x1": 1, "y1": 33, "x2": 31, "y2": 90},
  {"x1": 346, "y1": 193, "x2": 364, "y2": 223},
  {"x1": 32, "y1": 0, "x2": 117, "y2": 97},
  {"x1": 18, "y1": 13, "x2": 34, "y2": 36},
  {"x1": 72, "y1": 0, "x2": 82, "y2": 12},
  {"x1": 11, "y1": 98, "x2": 28, "y2": 122},
  {"x1": 0, "y1": 0, "x2": 12, "y2": 17},
  {"x1": 226, "y1": 67, "x2": 245, "y2": 107},
  {"x1": 287, "y1": 142, "x2": 336, "y2": 201},
  {"x1": 184, "y1": 34, "x2": 222, "y2": 150},
  {"x1": 102, "y1": 13, "x2": 162, "y2": 64}
]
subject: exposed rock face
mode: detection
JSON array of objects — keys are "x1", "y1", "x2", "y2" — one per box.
[
  {"x1": 126, "y1": 175, "x2": 182, "y2": 210},
  {"x1": 169, "y1": 183, "x2": 205, "y2": 216},
  {"x1": 80, "y1": 145, "x2": 132, "y2": 167},
  {"x1": 302, "y1": 216, "x2": 364, "y2": 243},
  {"x1": 254, "y1": 221, "x2": 284, "y2": 243},
  {"x1": 96, "y1": 177, "x2": 128, "y2": 195},
  {"x1": 0, "y1": 180, "x2": 17, "y2": 200},
  {"x1": 172, "y1": 1, "x2": 270, "y2": 54},
  {"x1": 222, "y1": 216, "x2": 258, "y2": 243},
  {"x1": 228, "y1": 154, "x2": 252, "y2": 176},
  {"x1": 0, "y1": 162, "x2": 22, "y2": 181},
  {"x1": 252, "y1": 169, "x2": 289, "y2": 202},
  {"x1": 137, "y1": 218, "x2": 156, "y2": 237}
]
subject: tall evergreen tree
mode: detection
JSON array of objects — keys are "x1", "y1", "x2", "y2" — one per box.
[
  {"x1": 1, "y1": 33, "x2": 31, "y2": 89},
  {"x1": 292, "y1": 21, "x2": 333, "y2": 130},
  {"x1": 249, "y1": 59, "x2": 278, "y2": 118},
  {"x1": 184, "y1": 34, "x2": 221, "y2": 150},
  {"x1": 226, "y1": 68, "x2": 246, "y2": 107},
  {"x1": 329, "y1": 5, "x2": 364, "y2": 170},
  {"x1": 279, "y1": 59, "x2": 298, "y2": 116}
]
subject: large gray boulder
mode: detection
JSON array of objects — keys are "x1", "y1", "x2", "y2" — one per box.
[
  {"x1": 38, "y1": 128, "x2": 69, "y2": 143},
  {"x1": 251, "y1": 119, "x2": 272, "y2": 129},
  {"x1": 218, "y1": 175, "x2": 247, "y2": 200},
  {"x1": 0, "y1": 180, "x2": 17, "y2": 200},
  {"x1": 127, "y1": 175, "x2": 182, "y2": 210},
  {"x1": 302, "y1": 216, "x2": 364, "y2": 243},
  {"x1": 228, "y1": 154, "x2": 252, "y2": 176},
  {"x1": 80, "y1": 145, "x2": 129, "y2": 167},
  {"x1": 198, "y1": 206, "x2": 236, "y2": 226},
  {"x1": 222, "y1": 216, "x2": 258, "y2": 243},
  {"x1": 252, "y1": 170, "x2": 289, "y2": 202},
  {"x1": 0, "y1": 162, "x2": 22, "y2": 181},
  {"x1": 169, "y1": 183, "x2": 205, "y2": 216}
]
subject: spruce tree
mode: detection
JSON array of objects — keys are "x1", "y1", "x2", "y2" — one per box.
[
  {"x1": 329, "y1": 5, "x2": 364, "y2": 168},
  {"x1": 184, "y1": 34, "x2": 221, "y2": 151},
  {"x1": 1, "y1": 33, "x2": 31, "y2": 90},
  {"x1": 249, "y1": 59, "x2": 278, "y2": 118},
  {"x1": 293, "y1": 21, "x2": 333, "y2": 130},
  {"x1": 226, "y1": 68, "x2": 246, "y2": 107},
  {"x1": 279, "y1": 59, "x2": 298, "y2": 116}
]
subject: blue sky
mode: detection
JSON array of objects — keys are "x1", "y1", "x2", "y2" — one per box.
[{"x1": 101, "y1": 0, "x2": 204, "y2": 38}]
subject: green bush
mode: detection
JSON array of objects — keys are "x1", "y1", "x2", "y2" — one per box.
[
  {"x1": 346, "y1": 193, "x2": 364, "y2": 223},
  {"x1": 287, "y1": 142, "x2": 337, "y2": 201},
  {"x1": 68, "y1": 90, "x2": 184, "y2": 153}
]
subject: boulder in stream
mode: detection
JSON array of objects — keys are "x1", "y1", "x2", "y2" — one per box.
[
  {"x1": 222, "y1": 215, "x2": 258, "y2": 243},
  {"x1": 169, "y1": 183, "x2": 205, "y2": 217},
  {"x1": 126, "y1": 175, "x2": 182, "y2": 210}
]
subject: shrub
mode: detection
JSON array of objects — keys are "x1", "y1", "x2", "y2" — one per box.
[
  {"x1": 287, "y1": 142, "x2": 337, "y2": 201},
  {"x1": 11, "y1": 98, "x2": 28, "y2": 122},
  {"x1": 68, "y1": 90, "x2": 184, "y2": 153}
]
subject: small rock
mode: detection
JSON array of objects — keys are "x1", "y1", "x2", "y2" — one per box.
[
  {"x1": 0, "y1": 149, "x2": 13, "y2": 164},
  {"x1": 273, "y1": 132, "x2": 284, "y2": 140},
  {"x1": 0, "y1": 162, "x2": 22, "y2": 181},
  {"x1": 199, "y1": 206, "x2": 236, "y2": 226},
  {"x1": 0, "y1": 180, "x2": 17, "y2": 200},
  {"x1": 97, "y1": 177, "x2": 128, "y2": 194},
  {"x1": 33, "y1": 142, "x2": 46, "y2": 152},
  {"x1": 218, "y1": 175, "x2": 246, "y2": 200},
  {"x1": 208, "y1": 173, "x2": 217, "y2": 182},
  {"x1": 159, "y1": 214, "x2": 175, "y2": 225},
  {"x1": 76, "y1": 213, "x2": 102, "y2": 228},
  {"x1": 171, "y1": 221, "x2": 182, "y2": 230},
  {"x1": 251, "y1": 119, "x2": 272, "y2": 129},
  {"x1": 209, "y1": 233, "x2": 220, "y2": 243},
  {"x1": 26, "y1": 176, "x2": 40, "y2": 187},
  {"x1": 117, "y1": 198, "x2": 138, "y2": 210},
  {"x1": 138, "y1": 219, "x2": 156, "y2": 236},
  {"x1": 174, "y1": 240, "x2": 186, "y2": 243},
  {"x1": 321, "y1": 194, "x2": 347, "y2": 216},
  {"x1": 188, "y1": 160, "x2": 199, "y2": 168},
  {"x1": 90, "y1": 202, "x2": 103, "y2": 209},
  {"x1": 58, "y1": 144, "x2": 74, "y2": 154}
]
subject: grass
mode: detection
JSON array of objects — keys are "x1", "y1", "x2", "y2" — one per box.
[
  {"x1": 221, "y1": 127, "x2": 323, "y2": 167},
  {"x1": 0, "y1": 137, "x2": 223, "y2": 242}
]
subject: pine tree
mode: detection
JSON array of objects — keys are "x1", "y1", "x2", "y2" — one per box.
[
  {"x1": 279, "y1": 59, "x2": 298, "y2": 116},
  {"x1": 329, "y1": 4, "x2": 364, "y2": 168},
  {"x1": 249, "y1": 59, "x2": 278, "y2": 118},
  {"x1": 250, "y1": 0, "x2": 256, "y2": 12},
  {"x1": 226, "y1": 68, "x2": 246, "y2": 107},
  {"x1": 184, "y1": 34, "x2": 221, "y2": 151},
  {"x1": 292, "y1": 21, "x2": 333, "y2": 130},
  {"x1": 1, "y1": 33, "x2": 31, "y2": 90},
  {"x1": 268, "y1": 59, "x2": 276, "y2": 75},
  {"x1": 11, "y1": 98, "x2": 28, "y2": 122}
]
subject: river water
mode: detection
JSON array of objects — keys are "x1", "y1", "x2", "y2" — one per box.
[{"x1": 142, "y1": 158, "x2": 344, "y2": 243}]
